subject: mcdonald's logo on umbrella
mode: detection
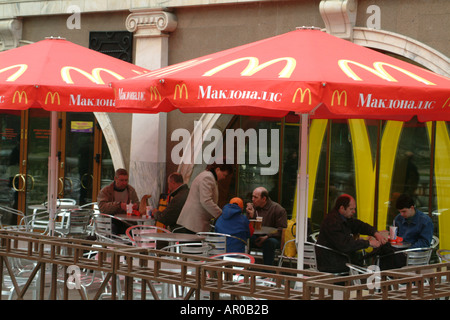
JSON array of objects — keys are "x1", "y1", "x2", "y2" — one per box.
[
  {"x1": 174, "y1": 84, "x2": 188, "y2": 100},
  {"x1": 149, "y1": 86, "x2": 162, "y2": 101},
  {"x1": 331, "y1": 90, "x2": 348, "y2": 106},
  {"x1": 45, "y1": 91, "x2": 61, "y2": 105},
  {"x1": 203, "y1": 57, "x2": 296, "y2": 78},
  {"x1": 61, "y1": 66, "x2": 124, "y2": 85},
  {"x1": 292, "y1": 88, "x2": 312, "y2": 104},
  {"x1": 12, "y1": 91, "x2": 28, "y2": 104}
]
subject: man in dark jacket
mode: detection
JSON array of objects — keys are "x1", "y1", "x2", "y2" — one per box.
[
  {"x1": 316, "y1": 194, "x2": 386, "y2": 273},
  {"x1": 152, "y1": 172, "x2": 189, "y2": 231}
]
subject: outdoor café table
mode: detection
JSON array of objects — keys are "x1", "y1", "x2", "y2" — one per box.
[
  {"x1": 391, "y1": 242, "x2": 411, "y2": 249},
  {"x1": 115, "y1": 213, "x2": 155, "y2": 225},
  {"x1": 140, "y1": 232, "x2": 205, "y2": 245},
  {"x1": 253, "y1": 226, "x2": 277, "y2": 235}
]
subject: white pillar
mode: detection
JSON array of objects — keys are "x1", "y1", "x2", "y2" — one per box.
[{"x1": 125, "y1": 9, "x2": 177, "y2": 206}]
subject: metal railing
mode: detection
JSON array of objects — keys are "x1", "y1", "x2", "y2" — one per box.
[{"x1": 1, "y1": 230, "x2": 450, "y2": 300}]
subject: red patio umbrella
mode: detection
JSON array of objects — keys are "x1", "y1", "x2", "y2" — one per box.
[
  {"x1": 111, "y1": 28, "x2": 450, "y2": 270},
  {"x1": 0, "y1": 37, "x2": 171, "y2": 234},
  {"x1": 112, "y1": 28, "x2": 450, "y2": 122}
]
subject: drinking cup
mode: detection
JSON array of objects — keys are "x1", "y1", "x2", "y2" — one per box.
[
  {"x1": 389, "y1": 226, "x2": 397, "y2": 240},
  {"x1": 255, "y1": 216, "x2": 263, "y2": 230}
]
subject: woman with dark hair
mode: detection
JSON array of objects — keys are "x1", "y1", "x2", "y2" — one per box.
[{"x1": 176, "y1": 162, "x2": 233, "y2": 233}]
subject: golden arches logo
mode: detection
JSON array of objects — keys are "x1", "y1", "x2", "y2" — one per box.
[
  {"x1": 0, "y1": 64, "x2": 28, "y2": 82},
  {"x1": 61, "y1": 67, "x2": 124, "y2": 84},
  {"x1": 45, "y1": 92, "x2": 61, "y2": 105},
  {"x1": 203, "y1": 57, "x2": 296, "y2": 78},
  {"x1": 174, "y1": 84, "x2": 188, "y2": 100},
  {"x1": 338, "y1": 60, "x2": 435, "y2": 85},
  {"x1": 149, "y1": 86, "x2": 162, "y2": 101},
  {"x1": 12, "y1": 91, "x2": 28, "y2": 104},
  {"x1": 292, "y1": 88, "x2": 312, "y2": 104},
  {"x1": 331, "y1": 90, "x2": 348, "y2": 106},
  {"x1": 443, "y1": 97, "x2": 450, "y2": 109}
]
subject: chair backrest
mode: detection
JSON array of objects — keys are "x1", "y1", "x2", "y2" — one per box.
[
  {"x1": 197, "y1": 232, "x2": 247, "y2": 255},
  {"x1": 161, "y1": 243, "x2": 214, "y2": 256},
  {"x1": 66, "y1": 209, "x2": 93, "y2": 235},
  {"x1": 405, "y1": 248, "x2": 432, "y2": 266},
  {"x1": 304, "y1": 242, "x2": 317, "y2": 270},
  {"x1": 210, "y1": 253, "x2": 255, "y2": 264},
  {"x1": 437, "y1": 249, "x2": 450, "y2": 263},
  {"x1": 431, "y1": 235, "x2": 440, "y2": 249},
  {"x1": 94, "y1": 214, "x2": 113, "y2": 236},
  {"x1": 126, "y1": 225, "x2": 170, "y2": 248},
  {"x1": 309, "y1": 231, "x2": 319, "y2": 242}
]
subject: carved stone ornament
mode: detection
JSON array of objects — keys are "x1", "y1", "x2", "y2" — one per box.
[
  {"x1": 319, "y1": 0, "x2": 358, "y2": 40},
  {"x1": 0, "y1": 18, "x2": 23, "y2": 51},
  {"x1": 126, "y1": 10, "x2": 177, "y2": 37}
]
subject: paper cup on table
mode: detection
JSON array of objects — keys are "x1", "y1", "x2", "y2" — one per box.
[
  {"x1": 145, "y1": 206, "x2": 152, "y2": 217},
  {"x1": 389, "y1": 226, "x2": 397, "y2": 241},
  {"x1": 255, "y1": 216, "x2": 263, "y2": 230}
]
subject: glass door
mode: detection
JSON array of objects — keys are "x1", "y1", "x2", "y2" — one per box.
[
  {"x1": 24, "y1": 109, "x2": 52, "y2": 213},
  {"x1": 59, "y1": 112, "x2": 108, "y2": 206},
  {"x1": 0, "y1": 110, "x2": 22, "y2": 224}
]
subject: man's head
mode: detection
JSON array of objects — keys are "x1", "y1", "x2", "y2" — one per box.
[
  {"x1": 334, "y1": 194, "x2": 356, "y2": 219},
  {"x1": 114, "y1": 168, "x2": 129, "y2": 191},
  {"x1": 207, "y1": 162, "x2": 234, "y2": 182},
  {"x1": 395, "y1": 193, "x2": 416, "y2": 219},
  {"x1": 167, "y1": 172, "x2": 184, "y2": 193},
  {"x1": 252, "y1": 187, "x2": 269, "y2": 209}
]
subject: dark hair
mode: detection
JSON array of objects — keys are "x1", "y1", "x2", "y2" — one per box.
[
  {"x1": 115, "y1": 168, "x2": 128, "y2": 177},
  {"x1": 395, "y1": 193, "x2": 415, "y2": 210},
  {"x1": 206, "y1": 162, "x2": 234, "y2": 174},
  {"x1": 333, "y1": 194, "x2": 354, "y2": 211},
  {"x1": 168, "y1": 172, "x2": 184, "y2": 184}
]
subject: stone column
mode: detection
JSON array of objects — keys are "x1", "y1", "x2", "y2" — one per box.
[{"x1": 125, "y1": 9, "x2": 177, "y2": 207}]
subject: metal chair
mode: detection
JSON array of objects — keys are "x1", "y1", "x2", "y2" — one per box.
[
  {"x1": 126, "y1": 225, "x2": 171, "y2": 248},
  {"x1": 314, "y1": 242, "x2": 351, "y2": 275},
  {"x1": 377, "y1": 247, "x2": 433, "y2": 267},
  {"x1": 160, "y1": 242, "x2": 214, "y2": 256},
  {"x1": 93, "y1": 213, "x2": 132, "y2": 245},
  {"x1": 431, "y1": 235, "x2": 440, "y2": 249},
  {"x1": 278, "y1": 240, "x2": 317, "y2": 270},
  {"x1": 196, "y1": 231, "x2": 248, "y2": 255},
  {"x1": 437, "y1": 249, "x2": 450, "y2": 263},
  {"x1": 56, "y1": 208, "x2": 93, "y2": 238}
]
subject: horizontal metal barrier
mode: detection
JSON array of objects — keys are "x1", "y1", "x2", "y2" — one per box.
[{"x1": 1, "y1": 230, "x2": 450, "y2": 300}]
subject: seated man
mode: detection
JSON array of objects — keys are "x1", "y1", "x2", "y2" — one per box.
[
  {"x1": 97, "y1": 168, "x2": 139, "y2": 234},
  {"x1": 247, "y1": 187, "x2": 287, "y2": 266},
  {"x1": 215, "y1": 197, "x2": 251, "y2": 253},
  {"x1": 316, "y1": 194, "x2": 385, "y2": 273},
  {"x1": 152, "y1": 172, "x2": 189, "y2": 231},
  {"x1": 394, "y1": 193, "x2": 433, "y2": 249}
]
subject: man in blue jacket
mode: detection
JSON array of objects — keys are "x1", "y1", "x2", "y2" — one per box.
[
  {"x1": 215, "y1": 197, "x2": 251, "y2": 253},
  {"x1": 394, "y1": 193, "x2": 433, "y2": 249}
]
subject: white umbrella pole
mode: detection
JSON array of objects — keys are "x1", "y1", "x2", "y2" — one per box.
[
  {"x1": 47, "y1": 111, "x2": 58, "y2": 236},
  {"x1": 296, "y1": 113, "x2": 309, "y2": 270}
]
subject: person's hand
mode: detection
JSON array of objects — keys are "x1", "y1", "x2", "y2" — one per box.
[
  {"x1": 132, "y1": 203, "x2": 139, "y2": 210},
  {"x1": 255, "y1": 235, "x2": 268, "y2": 247},
  {"x1": 120, "y1": 202, "x2": 127, "y2": 211},
  {"x1": 246, "y1": 203, "x2": 255, "y2": 218},
  {"x1": 374, "y1": 231, "x2": 387, "y2": 245},
  {"x1": 369, "y1": 237, "x2": 381, "y2": 248}
]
